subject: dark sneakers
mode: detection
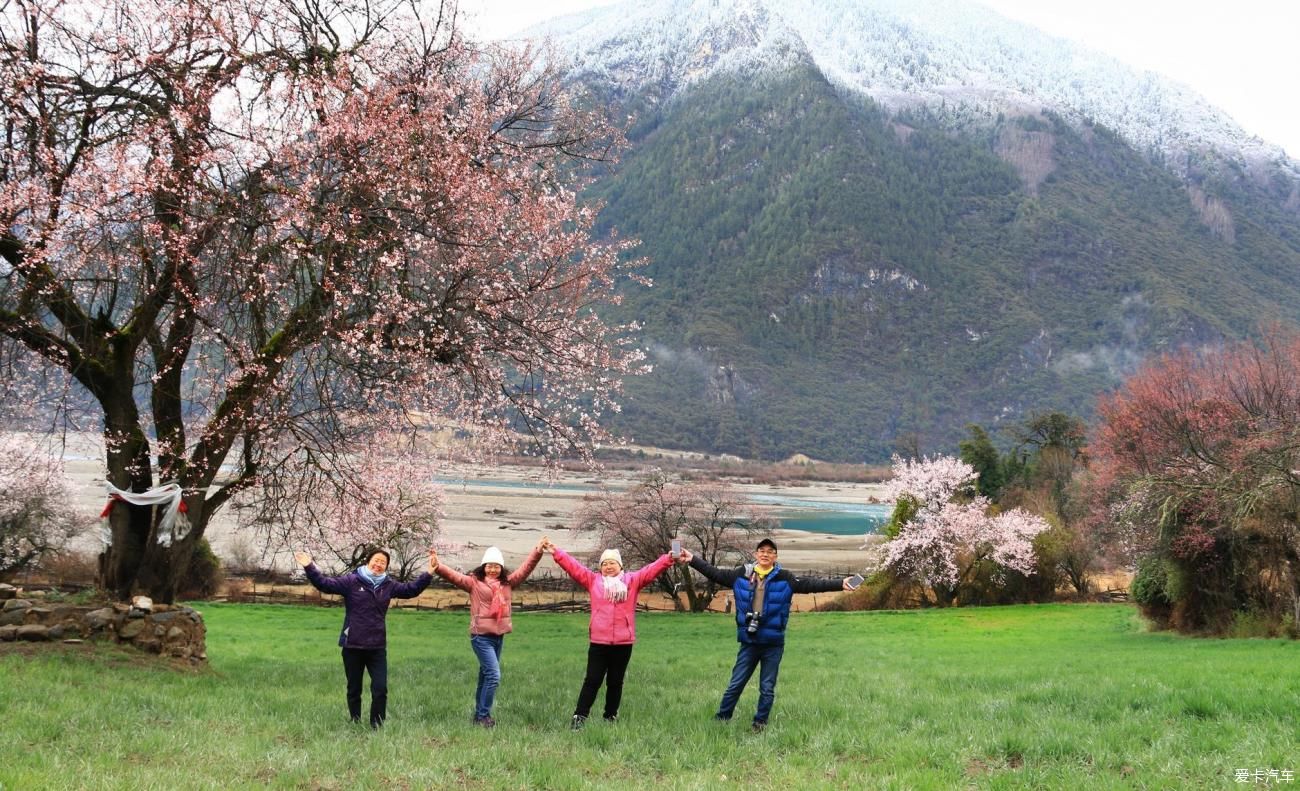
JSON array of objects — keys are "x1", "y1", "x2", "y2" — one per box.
[
  {"x1": 570, "y1": 714, "x2": 587, "y2": 730},
  {"x1": 472, "y1": 715, "x2": 496, "y2": 728},
  {"x1": 712, "y1": 713, "x2": 765, "y2": 731},
  {"x1": 603, "y1": 714, "x2": 618, "y2": 723}
]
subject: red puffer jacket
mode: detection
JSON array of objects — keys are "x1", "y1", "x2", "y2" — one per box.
[{"x1": 435, "y1": 546, "x2": 542, "y2": 636}]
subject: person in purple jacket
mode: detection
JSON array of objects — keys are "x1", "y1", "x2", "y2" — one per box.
[{"x1": 294, "y1": 547, "x2": 435, "y2": 728}]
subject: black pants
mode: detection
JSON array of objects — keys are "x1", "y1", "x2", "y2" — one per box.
[
  {"x1": 574, "y1": 643, "x2": 634, "y2": 719},
  {"x1": 341, "y1": 647, "x2": 388, "y2": 727}
]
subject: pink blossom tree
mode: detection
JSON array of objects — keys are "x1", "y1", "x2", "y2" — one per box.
[
  {"x1": 233, "y1": 432, "x2": 444, "y2": 579},
  {"x1": 0, "y1": 0, "x2": 642, "y2": 601},
  {"x1": 872, "y1": 455, "x2": 1049, "y2": 605}
]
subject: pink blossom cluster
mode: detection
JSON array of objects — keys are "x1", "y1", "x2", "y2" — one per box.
[
  {"x1": 880, "y1": 454, "x2": 979, "y2": 508},
  {"x1": 875, "y1": 455, "x2": 1049, "y2": 591}
]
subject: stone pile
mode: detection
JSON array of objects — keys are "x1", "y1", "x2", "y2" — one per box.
[{"x1": 0, "y1": 584, "x2": 206, "y2": 661}]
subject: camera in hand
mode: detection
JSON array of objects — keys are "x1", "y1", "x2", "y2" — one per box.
[{"x1": 745, "y1": 611, "x2": 761, "y2": 634}]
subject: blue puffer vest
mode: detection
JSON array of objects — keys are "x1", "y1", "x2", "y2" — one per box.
[{"x1": 732, "y1": 564, "x2": 795, "y2": 645}]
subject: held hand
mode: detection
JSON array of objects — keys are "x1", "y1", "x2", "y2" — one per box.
[
  {"x1": 842, "y1": 577, "x2": 853, "y2": 591},
  {"x1": 293, "y1": 550, "x2": 312, "y2": 567},
  {"x1": 541, "y1": 538, "x2": 556, "y2": 555},
  {"x1": 677, "y1": 548, "x2": 693, "y2": 564},
  {"x1": 536, "y1": 535, "x2": 550, "y2": 553},
  {"x1": 428, "y1": 549, "x2": 439, "y2": 572}
]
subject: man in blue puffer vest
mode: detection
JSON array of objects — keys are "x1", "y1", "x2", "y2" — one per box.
[{"x1": 682, "y1": 538, "x2": 851, "y2": 731}]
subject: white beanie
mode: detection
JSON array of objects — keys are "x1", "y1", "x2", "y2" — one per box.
[
  {"x1": 599, "y1": 548, "x2": 623, "y2": 567},
  {"x1": 481, "y1": 547, "x2": 505, "y2": 566}
]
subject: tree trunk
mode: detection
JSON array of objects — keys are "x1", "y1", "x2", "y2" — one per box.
[
  {"x1": 138, "y1": 494, "x2": 209, "y2": 604},
  {"x1": 934, "y1": 585, "x2": 958, "y2": 607},
  {"x1": 666, "y1": 565, "x2": 715, "y2": 612},
  {"x1": 137, "y1": 536, "x2": 182, "y2": 604},
  {"x1": 666, "y1": 565, "x2": 689, "y2": 612},
  {"x1": 98, "y1": 405, "x2": 156, "y2": 600},
  {"x1": 100, "y1": 503, "x2": 152, "y2": 600}
]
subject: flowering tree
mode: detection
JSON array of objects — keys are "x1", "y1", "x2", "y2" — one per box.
[
  {"x1": 0, "y1": 433, "x2": 88, "y2": 578},
  {"x1": 872, "y1": 455, "x2": 1049, "y2": 605},
  {"x1": 0, "y1": 0, "x2": 642, "y2": 601},
  {"x1": 234, "y1": 432, "x2": 443, "y2": 579},
  {"x1": 573, "y1": 470, "x2": 769, "y2": 611},
  {"x1": 1092, "y1": 325, "x2": 1300, "y2": 633},
  {"x1": 881, "y1": 454, "x2": 981, "y2": 507}
]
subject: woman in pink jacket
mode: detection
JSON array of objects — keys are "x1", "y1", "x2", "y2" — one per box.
[
  {"x1": 431, "y1": 537, "x2": 545, "y2": 727},
  {"x1": 545, "y1": 539, "x2": 674, "y2": 729}
]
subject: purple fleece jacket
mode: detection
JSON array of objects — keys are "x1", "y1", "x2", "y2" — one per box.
[{"x1": 304, "y1": 564, "x2": 432, "y2": 649}]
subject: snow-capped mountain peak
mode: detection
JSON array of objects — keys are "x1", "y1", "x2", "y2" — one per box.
[{"x1": 523, "y1": 0, "x2": 1292, "y2": 174}]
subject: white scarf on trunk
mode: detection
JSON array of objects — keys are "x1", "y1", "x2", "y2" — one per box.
[{"x1": 102, "y1": 482, "x2": 191, "y2": 547}]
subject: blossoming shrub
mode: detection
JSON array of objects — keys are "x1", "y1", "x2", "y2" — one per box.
[{"x1": 863, "y1": 455, "x2": 1051, "y2": 607}]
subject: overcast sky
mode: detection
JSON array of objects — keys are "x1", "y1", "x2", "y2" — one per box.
[{"x1": 456, "y1": 0, "x2": 1300, "y2": 159}]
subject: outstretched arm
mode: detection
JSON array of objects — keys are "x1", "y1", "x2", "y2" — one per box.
[
  {"x1": 688, "y1": 553, "x2": 742, "y2": 587},
  {"x1": 392, "y1": 551, "x2": 437, "y2": 598},
  {"x1": 432, "y1": 553, "x2": 475, "y2": 593},
  {"x1": 296, "y1": 551, "x2": 349, "y2": 595},
  {"x1": 392, "y1": 569, "x2": 434, "y2": 598},
  {"x1": 507, "y1": 538, "x2": 547, "y2": 587},
  {"x1": 787, "y1": 571, "x2": 852, "y2": 594},
  {"x1": 626, "y1": 552, "x2": 674, "y2": 591},
  {"x1": 552, "y1": 547, "x2": 597, "y2": 588}
]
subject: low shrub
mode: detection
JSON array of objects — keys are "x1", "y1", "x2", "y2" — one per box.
[{"x1": 177, "y1": 538, "x2": 224, "y2": 599}]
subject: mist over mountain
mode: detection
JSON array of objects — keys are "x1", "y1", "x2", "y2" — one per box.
[{"x1": 524, "y1": 0, "x2": 1300, "y2": 461}]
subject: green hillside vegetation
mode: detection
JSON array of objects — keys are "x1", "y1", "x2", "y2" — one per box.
[
  {"x1": 586, "y1": 65, "x2": 1300, "y2": 461},
  {"x1": 3, "y1": 604, "x2": 1295, "y2": 789}
]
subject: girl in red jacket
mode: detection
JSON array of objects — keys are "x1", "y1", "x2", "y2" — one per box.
[
  {"x1": 431, "y1": 537, "x2": 546, "y2": 727},
  {"x1": 545, "y1": 539, "x2": 674, "y2": 729}
]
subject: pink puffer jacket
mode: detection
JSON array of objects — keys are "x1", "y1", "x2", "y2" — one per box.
[
  {"x1": 436, "y1": 546, "x2": 542, "y2": 636},
  {"x1": 553, "y1": 549, "x2": 674, "y2": 645}
]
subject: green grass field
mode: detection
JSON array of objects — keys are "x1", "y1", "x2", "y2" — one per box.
[{"x1": 1, "y1": 603, "x2": 1296, "y2": 790}]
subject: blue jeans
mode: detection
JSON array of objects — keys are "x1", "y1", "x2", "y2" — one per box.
[
  {"x1": 717, "y1": 642, "x2": 784, "y2": 724},
  {"x1": 470, "y1": 634, "x2": 504, "y2": 719}
]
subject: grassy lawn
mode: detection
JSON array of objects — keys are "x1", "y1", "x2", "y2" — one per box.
[{"x1": 1, "y1": 603, "x2": 1297, "y2": 790}]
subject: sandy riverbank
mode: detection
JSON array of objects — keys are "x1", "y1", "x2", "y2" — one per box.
[
  {"x1": 48, "y1": 433, "x2": 885, "y2": 574},
  {"x1": 429, "y1": 463, "x2": 881, "y2": 572}
]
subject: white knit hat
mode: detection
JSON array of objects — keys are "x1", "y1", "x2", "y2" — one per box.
[
  {"x1": 481, "y1": 547, "x2": 505, "y2": 566},
  {"x1": 599, "y1": 548, "x2": 623, "y2": 567}
]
